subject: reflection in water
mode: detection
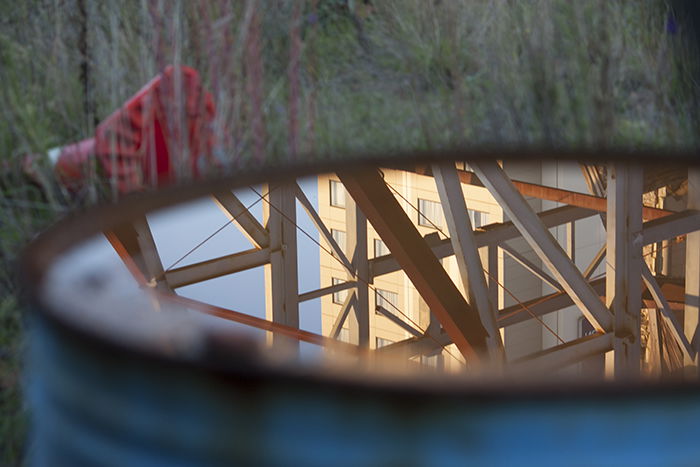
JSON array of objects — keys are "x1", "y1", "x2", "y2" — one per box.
[{"x1": 40, "y1": 161, "x2": 698, "y2": 382}]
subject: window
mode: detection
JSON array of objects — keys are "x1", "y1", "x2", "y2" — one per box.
[
  {"x1": 421, "y1": 354, "x2": 440, "y2": 368},
  {"x1": 332, "y1": 277, "x2": 348, "y2": 304},
  {"x1": 338, "y1": 327, "x2": 350, "y2": 343},
  {"x1": 578, "y1": 317, "x2": 596, "y2": 338},
  {"x1": 375, "y1": 288, "x2": 398, "y2": 313},
  {"x1": 330, "y1": 229, "x2": 346, "y2": 252},
  {"x1": 376, "y1": 337, "x2": 394, "y2": 349},
  {"x1": 468, "y1": 209, "x2": 489, "y2": 228},
  {"x1": 330, "y1": 180, "x2": 346, "y2": 208},
  {"x1": 373, "y1": 238, "x2": 389, "y2": 258},
  {"x1": 418, "y1": 198, "x2": 445, "y2": 229}
]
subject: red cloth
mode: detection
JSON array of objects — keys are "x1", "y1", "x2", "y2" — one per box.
[{"x1": 55, "y1": 66, "x2": 216, "y2": 194}]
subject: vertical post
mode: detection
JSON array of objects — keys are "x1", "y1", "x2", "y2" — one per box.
[
  {"x1": 566, "y1": 221, "x2": 576, "y2": 263},
  {"x1": 606, "y1": 163, "x2": 643, "y2": 379},
  {"x1": 685, "y1": 168, "x2": 700, "y2": 375},
  {"x1": 487, "y1": 246, "x2": 499, "y2": 311},
  {"x1": 264, "y1": 183, "x2": 299, "y2": 352},
  {"x1": 645, "y1": 308, "x2": 663, "y2": 379},
  {"x1": 346, "y1": 195, "x2": 370, "y2": 348}
]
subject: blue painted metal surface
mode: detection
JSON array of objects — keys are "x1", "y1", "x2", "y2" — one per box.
[{"x1": 26, "y1": 312, "x2": 700, "y2": 466}]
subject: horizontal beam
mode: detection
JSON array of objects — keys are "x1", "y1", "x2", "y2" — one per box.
[
  {"x1": 165, "y1": 247, "x2": 270, "y2": 289},
  {"x1": 411, "y1": 167, "x2": 673, "y2": 219},
  {"x1": 498, "y1": 278, "x2": 606, "y2": 328},
  {"x1": 299, "y1": 280, "x2": 358, "y2": 303},
  {"x1": 642, "y1": 209, "x2": 700, "y2": 245},
  {"x1": 376, "y1": 331, "x2": 452, "y2": 360},
  {"x1": 370, "y1": 205, "x2": 597, "y2": 278},
  {"x1": 497, "y1": 276, "x2": 684, "y2": 329},
  {"x1": 511, "y1": 333, "x2": 613, "y2": 374}
]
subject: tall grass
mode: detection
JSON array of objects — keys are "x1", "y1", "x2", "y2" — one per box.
[{"x1": 0, "y1": 1, "x2": 698, "y2": 464}]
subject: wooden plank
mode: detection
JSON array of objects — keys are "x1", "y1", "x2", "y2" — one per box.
[
  {"x1": 299, "y1": 280, "x2": 357, "y2": 303},
  {"x1": 606, "y1": 163, "x2": 643, "y2": 379},
  {"x1": 411, "y1": 166, "x2": 674, "y2": 220},
  {"x1": 159, "y1": 293, "x2": 358, "y2": 351},
  {"x1": 511, "y1": 333, "x2": 613, "y2": 374},
  {"x1": 685, "y1": 168, "x2": 700, "y2": 373},
  {"x1": 165, "y1": 247, "x2": 271, "y2": 289},
  {"x1": 376, "y1": 332, "x2": 453, "y2": 360},
  {"x1": 263, "y1": 183, "x2": 299, "y2": 350},
  {"x1": 346, "y1": 194, "x2": 370, "y2": 348}
]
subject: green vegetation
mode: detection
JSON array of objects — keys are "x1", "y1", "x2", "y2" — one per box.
[{"x1": 0, "y1": 1, "x2": 697, "y2": 464}]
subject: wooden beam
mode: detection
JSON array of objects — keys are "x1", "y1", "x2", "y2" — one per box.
[
  {"x1": 511, "y1": 333, "x2": 613, "y2": 374},
  {"x1": 497, "y1": 278, "x2": 606, "y2": 328},
  {"x1": 486, "y1": 246, "x2": 499, "y2": 310},
  {"x1": 607, "y1": 163, "x2": 643, "y2": 379},
  {"x1": 685, "y1": 168, "x2": 700, "y2": 373},
  {"x1": 411, "y1": 166, "x2": 674, "y2": 219},
  {"x1": 165, "y1": 247, "x2": 271, "y2": 289},
  {"x1": 346, "y1": 193, "x2": 370, "y2": 348},
  {"x1": 338, "y1": 168, "x2": 489, "y2": 360},
  {"x1": 472, "y1": 161, "x2": 613, "y2": 332},
  {"x1": 433, "y1": 163, "x2": 503, "y2": 357},
  {"x1": 212, "y1": 191, "x2": 270, "y2": 249},
  {"x1": 299, "y1": 280, "x2": 357, "y2": 303},
  {"x1": 159, "y1": 293, "x2": 357, "y2": 351},
  {"x1": 497, "y1": 275, "x2": 685, "y2": 329},
  {"x1": 646, "y1": 308, "x2": 663, "y2": 379},
  {"x1": 376, "y1": 331, "x2": 453, "y2": 360},
  {"x1": 106, "y1": 217, "x2": 169, "y2": 292},
  {"x1": 263, "y1": 183, "x2": 299, "y2": 350},
  {"x1": 642, "y1": 209, "x2": 700, "y2": 245}
]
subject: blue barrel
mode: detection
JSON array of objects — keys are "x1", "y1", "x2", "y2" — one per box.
[{"x1": 22, "y1": 155, "x2": 700, "y2": 466}]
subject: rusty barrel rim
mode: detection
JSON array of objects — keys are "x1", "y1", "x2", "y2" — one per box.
[{"x1": 20, "y1": 146, "x2": 700, "y2": 400}]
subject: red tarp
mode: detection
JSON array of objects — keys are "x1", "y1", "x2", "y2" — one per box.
[{"x1": 55, "y1": 66, "x2": 216, "y2": 194}]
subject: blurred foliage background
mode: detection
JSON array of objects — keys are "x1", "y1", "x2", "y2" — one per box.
[{"x1": 1, "y1": 0, "x2": 698, "y2": 464}]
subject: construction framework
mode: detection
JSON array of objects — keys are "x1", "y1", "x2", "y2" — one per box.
[{"x1": 105, "y1": 160, "x2": 700, "y2": 379}]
